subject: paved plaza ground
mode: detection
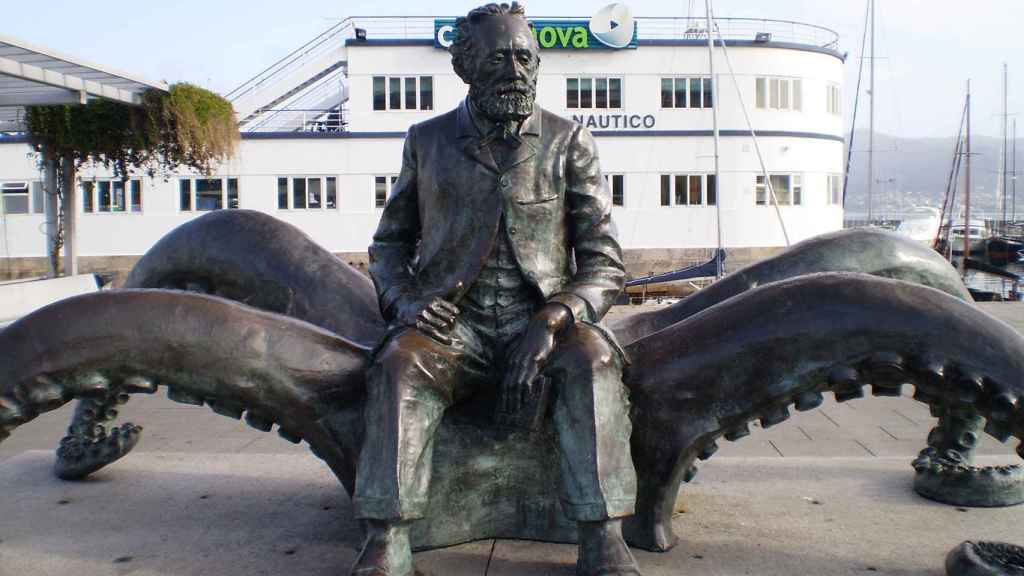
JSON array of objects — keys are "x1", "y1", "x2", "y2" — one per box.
[{"x1": 0, "y1": 303, "x2": 1022, "y2": 575}]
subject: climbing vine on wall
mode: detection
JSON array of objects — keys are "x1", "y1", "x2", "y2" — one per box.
[{"x1": 25, "y1": 82, "x2": 238, "y2": 177}]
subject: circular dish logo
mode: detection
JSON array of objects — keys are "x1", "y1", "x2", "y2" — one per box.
[{"x1": 589, "y1": 3, "x2": 635, "y2": 49}]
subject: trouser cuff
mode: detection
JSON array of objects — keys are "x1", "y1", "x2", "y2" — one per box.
[
  {"x1": 561, "y1": 497, "x2": 636, "y2": 521},
  {"x1": 354, "y1": 496, "x2": 429, "y2": 521}
]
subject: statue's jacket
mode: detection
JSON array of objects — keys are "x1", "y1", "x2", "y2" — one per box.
[{"x1": 369, "y1": 99, "x2": 626, "y2": 333}]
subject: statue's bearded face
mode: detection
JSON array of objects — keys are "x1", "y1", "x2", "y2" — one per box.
[{"x1": 467, "y1": 16, "x2": 540, "y2": 123}]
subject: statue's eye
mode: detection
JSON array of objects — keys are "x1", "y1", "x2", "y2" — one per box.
[
  {"x1": 516, "y1": 53, "x2": 531, "y2": 65},
  {"x1": 490, "y1": 53, "x2": 504, "y2": 64}
]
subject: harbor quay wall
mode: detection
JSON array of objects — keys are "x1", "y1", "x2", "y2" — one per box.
[{"x1": 0, "y1": 246, "x2": 784, "y2": 290}]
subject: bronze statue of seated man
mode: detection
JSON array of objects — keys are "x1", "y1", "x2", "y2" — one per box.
[{"x1": 350, "y1": 3, "x2": 641, "y2": 575}]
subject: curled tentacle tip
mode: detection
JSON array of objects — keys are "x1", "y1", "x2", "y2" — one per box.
[
  {"x1": 760, "y1": 406, "x2": 790, "y2": 428},
  {"x1": 166, "y1": 388, "x2": 204, "y2": 406},
  {"x1": 724, "y1": 423, "x2": 751, "y2": 441},
  {"x1": 122, "y1": 376, "x2": 158, "y2": 394},
  {"x1": 795, "y1": 390, "x2": 824, "y2": 412},
  {"x1": 990, "y1": 392, "x2": 1020, "y2": 422},
  {"x1": 698, "y1": 442, "x2": 719, "y2": 461},
  {"x1": 956, "y1": 374, "x2": 985, "y2": 403},
  {"x1": 682, "y1": 465, "x2": 699, "y2": 483}
]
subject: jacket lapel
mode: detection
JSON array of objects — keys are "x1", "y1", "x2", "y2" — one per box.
[
  {"x1": 456, "y1": 101, "x2": 500, "y2": 174},
  {"x1": 500, "y1": 109, "x2": 540, "y2": 172}
]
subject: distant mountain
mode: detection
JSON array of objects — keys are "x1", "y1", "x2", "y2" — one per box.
[{"x1": 843, "y1": 130, "x2": 1017, "y2": 218}]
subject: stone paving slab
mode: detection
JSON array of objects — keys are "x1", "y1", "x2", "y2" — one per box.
[{"x1": 1, "y1": 451, "x2": 1022, "y2": 576}]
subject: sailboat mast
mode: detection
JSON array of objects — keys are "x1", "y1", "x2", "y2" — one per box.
[
  {"x1": 1015, "y1": 118, "x2": 1018, "y2": 222},
  {"x1": 964, "y1": 80, "x2": 972, "y2": 274},
  {"x1": 867, "y1": 0, "x2": 875, "y2": 224},
  {"x1": 704, "y1": 0, "x2": 723, "y2": 279},
  {"x1": 1003, "y1": 62, "x2": 1009, "y2": 229}
]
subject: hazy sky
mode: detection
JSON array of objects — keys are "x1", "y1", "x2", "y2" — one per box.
[{"x1": 4, "y1": 0, "x2": 1021, "y2": 139}]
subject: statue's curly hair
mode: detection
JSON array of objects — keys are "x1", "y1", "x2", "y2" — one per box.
[{"x1": 450, "y1": 2, "x2": 536, "y2": 84}]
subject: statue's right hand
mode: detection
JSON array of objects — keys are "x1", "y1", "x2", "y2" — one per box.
[{"x1": 395, "y1": 297, "x2": 460, "y2": 346}]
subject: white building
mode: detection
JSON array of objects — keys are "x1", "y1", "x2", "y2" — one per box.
[{"x1": 0, "y1": 15, "x2": 845, "y2": 282}]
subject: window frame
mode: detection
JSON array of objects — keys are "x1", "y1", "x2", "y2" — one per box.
[
  {"x1": 372, "y1": 75, "x2": 435, "y2": 111},
  {"x1": 178, "y1": 176, "x2": 240, "y2": 212},
  {"x1": 80, "y1": 178, "x2": 143, "y2": 214},
  {"x1": 604, "y1": 173, "x2": 625, "y2": 207},
  {"x1": 660, "y1": 77, "x2": 713, "y2": 109},
  {"x1": 1, "y1": 180, "x2": 44, "y2": 216},
  {"x1": 373, "y1": 174, "x2": 400, "y2": 209},
  {"x1": 756, "y1": 77, "x2": 803, "y2": 112},
  {"x1": 276, "y1": 175, "x2": 339, "y2": 211},
  {"x1": 826, "y1": 83, "x2": 842, "y2": 116},
  {"x1": 826, "y1": 173, "x2": 843, "y2": 205},
  {"x1": 755, "y1": 173, "x2": 803, "y2": 206},
  {"x1": 566, "y1": 76, "x2": 624, "y2": 110},
  {"x1": 659, "y1": 174, "x2": 716, "y2": 207}
]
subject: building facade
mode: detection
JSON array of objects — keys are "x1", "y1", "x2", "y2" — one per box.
[{"x1": 0, "y1": 15, "x2": 845, "y2": 282}]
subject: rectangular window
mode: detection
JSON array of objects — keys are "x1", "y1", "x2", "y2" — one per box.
[
  {"x1": 1, "y1": 181, "x2": 29, "y2": 214},
  {"x1": 661, "y1": 77, "x2": 713, "y2": 109},
  {"x1": 110, "y1": 181, "x2": 127, "y2": 212},
  {"x1": 196, "y1": 179, "x2": 223, "y2": 211},
  {"x1": 420, "y1": 76, "x2": 433, "y2": 111},
  {"x1": 404, "y1": 77, "x2": 417, "y2": 110},
  {"x1": 373, "y1": 76, "x2": 386, "y2": 111},
  {"x1": 827, "y1": 173, "x2": 843, "y2": 205},
  {"x1": 758, "y1": 77, "x2": 803, "y2": 111},
  {"x1": 388, "y1": 77, "x2": 401, "y2": 110},
  {"x1": 609, "y1": 78, "x2": 622, "y2": 108},
  {"x1": 292, "y1": 177, "x2": 307, "y2": 209},
  {"x1": 179, "y1": 179, "x2": 191, "y2": 211},
  {"x1": 689, "y1": 175, "x2": 703, "y2": 204},
  {"x1": 326, "y1": 176, "x2": 337, "y2": 208},
  {"x1": 661, "y1": 78, "x2": 674, "y2": 108},
  {"x1": 595, "y1": 78, "x2": 608, "y2": 109},
  {"x1": 580, "y1": 78, "x2": 593, "y2": 108},
  {"x1": 567, "y1": 78, "x2": 580, "y2": 109},
  {"x1": 277, "y1": 176, "x2": 337, "y2": 210},
  {"x1": 567, "y1": 77, "x2": 623, "y2": 109},
  {"x1": 827, "y1": 83, "x2": 842, "y2": 115},
  {"x1": 661, "y1": 174, "x2": 716, "y2": 206},
  {"x1": 81, "y1": 182, "x2": 94, "y2": 213},
  {"x1": 179, "y1": 177, "x2": 239, "y2": 212},
  {"x1": 674, "y1": 78, "x2": 687, "y2": 108},
  {"x1": 308, "y1": 177, "x2": 322, "y2": 209},
  {"x1": 277, "y1": 177, "x2": 288, "y2": 209},
  {"x1": 374, "y1": 175, "x2": 398, "y2": 208},
  {"x1": 755, "y1": 174, "x2": 802, "y2": 206},
  {"x1": 227, "y1": 178, "x2": 239, "y2": 209},
  {"x1": 130, "y1": 180, "x2": 142, "y2": 212},
  {"x1": 605, "y1": 174, "x2": 625, "y2": 207},
  {"x1": 97, "y1": 182, "x2": 112, "y2": 212}
]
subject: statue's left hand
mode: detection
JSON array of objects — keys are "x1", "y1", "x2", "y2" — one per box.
[{"x1": 500, "y1": 303, "x2": 573, "y2": 414}]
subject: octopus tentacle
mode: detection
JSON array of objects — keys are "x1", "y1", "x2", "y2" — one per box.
[
  {"x1": 912, "y1": 406, "x2": 1024, "y2": 507},
  {"x1": 0, "y1": 290, "x2": 370, "y2": 492},
  {"x1": 610, "y1": 227, "x2": 970, "y2": 347},
  {"x1": 57, "y1": 209, "x2": 386, "y2": 480},
  {"x1": 621, "y1": 273, "x2": 1024, "y2": 552}
]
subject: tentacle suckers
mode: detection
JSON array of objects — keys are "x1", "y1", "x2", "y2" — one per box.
[
  {"x1": 621, "y1": 272, "x2": 1024, "y2": 552},
  {"x1": 0, "y1": 290, "x2": 371, "y2": 487}
]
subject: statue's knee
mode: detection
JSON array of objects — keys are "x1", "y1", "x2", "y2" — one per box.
[
  {"x1": 371, "y1": 329, "x2": 455, "y2": 401},
  {"x1": 554, "y1": 326, "x2": 621, "y2": 376}
]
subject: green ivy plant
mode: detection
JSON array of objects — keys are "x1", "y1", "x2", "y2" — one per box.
[{"x1": 26, "y1": 82, "x2": 238, "y2": 177}]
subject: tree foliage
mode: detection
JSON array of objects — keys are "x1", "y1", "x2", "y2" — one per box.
[{"x1": 25, "y1": 83, "x2": 238, "y2": 176}]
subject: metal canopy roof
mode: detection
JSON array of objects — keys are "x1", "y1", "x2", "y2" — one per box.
[{"x1": 0, "y1": 33, "x2": 168, "y2": 133}]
